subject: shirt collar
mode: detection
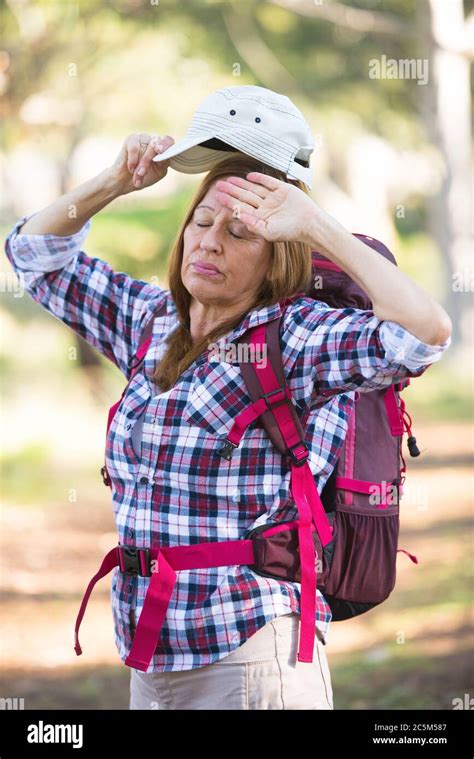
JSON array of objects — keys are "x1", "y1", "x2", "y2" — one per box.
[{"x1": 214, "y1": 301, "x2": 284, "y2": 346}]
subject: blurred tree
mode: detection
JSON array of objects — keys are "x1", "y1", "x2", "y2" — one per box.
[{"x1": 418, "y1": 0, "x2": 472, "y2": 352}]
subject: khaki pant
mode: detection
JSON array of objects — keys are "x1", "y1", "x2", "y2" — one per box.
[{"x1": 129, "y1": 613, "x2": 334, "y2": 710}]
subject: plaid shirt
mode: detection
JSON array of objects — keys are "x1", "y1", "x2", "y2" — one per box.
[{"x1": 4, "y1": 215, "x2": 451, "y2": 672}]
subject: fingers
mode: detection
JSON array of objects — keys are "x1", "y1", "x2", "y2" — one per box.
[
  {"x1": 215, "y1": 189, "x2": 256, "y2": 218},
  {"x1": 152, "y1": 134, "x2": 175, "y2": 157},
  {"x1": 246, "y1": 172, "x2": 281, "y2": 191},
  {"x1": 132, "y1": 134, "x2": 175, "y2": 188},
  {"x1": 223, "y1": 176, "x2": 268, "y2": 199},
  {"x1": 126, "y1": 133, "x2": 148, "y2": 175},
  {"x1": 132, "y1": 135, "x2": 162, "y2": 188},
  {"x1": 126, "y1": 132, "x2": 161, "y2": 176},
  {"x1": 215, "y1": 178, "x2": 265, "y2": 210},
  {"x1": 238, "y1": 212, "x2": 266, "y2": 237}
]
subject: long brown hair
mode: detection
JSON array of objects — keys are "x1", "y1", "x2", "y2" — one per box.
[{"x1": 151, "y1": 154, "x2": 312, "y2": 390}]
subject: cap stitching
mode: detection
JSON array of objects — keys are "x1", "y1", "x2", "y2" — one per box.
[
  {"x1": 191, "y1": 114, "x2": 306, "y2": 153},
  {"x1": 218, "y1": 89, "x2": 304, "y2": 119}
]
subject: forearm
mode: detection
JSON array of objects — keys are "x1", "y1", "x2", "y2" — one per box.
[
  {"x1": 19, "y1": 167, "x2": 120, "y2": 236},
  {"x1": 304, "y1": 211, "x2": 452, "y2": 345}
]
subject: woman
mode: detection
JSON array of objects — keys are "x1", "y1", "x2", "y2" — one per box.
[{"x1": 5, "y1": 131, "x2": 452, "y2": 710}]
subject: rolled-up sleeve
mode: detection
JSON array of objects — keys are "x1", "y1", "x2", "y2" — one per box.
[
  {"x1": 281, "y1": 298, "x2": 451, "y2": 402},
  {"x1": 4, "y1": 214, "x2": 166, "y2": 377},
  {"x1": 377, "y1": 319, "x2": 450, "y2": 371}
]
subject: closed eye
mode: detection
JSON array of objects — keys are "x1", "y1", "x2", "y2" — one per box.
[{"x1": 195, "y1": 222, "x2": 244, "y2": 239}]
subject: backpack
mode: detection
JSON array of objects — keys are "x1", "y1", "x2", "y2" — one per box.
[
  {"x1": 88, "y1": 233, "x2": 422, "y2": 669},
  {"x1": 230, "y1": 234, "x2": 421, "y2": 623}
]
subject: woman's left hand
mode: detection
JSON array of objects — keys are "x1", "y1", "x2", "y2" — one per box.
[{"x1": 215, "y1": 172, "x2": 318, "y2": 244}]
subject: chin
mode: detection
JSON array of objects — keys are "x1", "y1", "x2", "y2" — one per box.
[{"x1": 184, "y1": 277, "x2": 224, "y2": 302}]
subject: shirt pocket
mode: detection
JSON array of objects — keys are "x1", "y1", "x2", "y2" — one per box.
[
  {"x1": 178, "y1": 360, "x2": 283, "y2": 515},
  {"x1": 182, "y1": 359, "x2": 251, "y2": 438},
  {"x1": 104, "y1": 373, "x2": 149, "y2": 483}
]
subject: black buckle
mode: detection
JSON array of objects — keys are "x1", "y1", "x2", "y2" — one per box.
[
  {"x1": 261, "y1": 387, "x2": 289, "y2": 410},
  {"x1": 118, "y1": 545, "x2": 151, "y2": 577},
  {"x1": 287, "y1": 441, "x2": 309, "y2": 467},
  {"x1": 100, "y1": 465, "x2": 111, "y2": 487},
  {"x1": 217, "y1": 439, "x2": 239, "y2": 461},
  {"x1": 391, "y1": 478, "x2": 402, "y2": 505}
]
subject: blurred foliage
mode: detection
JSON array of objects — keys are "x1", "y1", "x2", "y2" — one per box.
[
  {"x1": 0, "y1": 441, "x2": 106, "y2": 507},
  {"x1": 1, "y1": 442, "x2": 53, "y2": 505},
  {"x1": 89, "y1": 188, "x2": 194, "y2": 282},
  {"x1": 0, "y1": 0, "x2": 469, "y2": 166}
]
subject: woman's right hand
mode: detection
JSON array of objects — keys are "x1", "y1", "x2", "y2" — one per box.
[{"x1": 109, "y1": 133, "x2": 175, "y2": 196}]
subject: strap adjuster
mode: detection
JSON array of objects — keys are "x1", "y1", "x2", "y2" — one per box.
[
  {"x1": 261, "y1": 387, "x2": 291, "y2": 410},
  {"x1": 216, "y1": 439, "x2": 239, "y2": 461},
  {"x1": 117, "y1": 545, "x2": 152, "y2": 577},
  {"x1": 287, "y1": 441, "x2": 309, "y2": 467},
  {"x1": 391, "y1": 478, "x2": 403, "y2": 503}
]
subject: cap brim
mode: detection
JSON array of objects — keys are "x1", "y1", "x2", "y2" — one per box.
[
  {"x1": 285, "y1": 162, "x2": 313, "y2": 188},
  {"x1": 152, "y1": 133, "x2": 208, "y2": 163},
  {"x1": 153, "y1": 128, "x2": 313, "y2": 188},
  {"x1": 152, "y1": 133, "x2": 237, "y2": 174}
]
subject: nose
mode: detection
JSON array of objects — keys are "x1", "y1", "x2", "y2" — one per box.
[{"x1": 199, "y1": 224, "x2": 224, "y2": 254}]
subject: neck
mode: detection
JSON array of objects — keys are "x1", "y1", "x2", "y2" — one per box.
[{"x1": 189, "y1": 298, "x2": 251, "y2": 344}]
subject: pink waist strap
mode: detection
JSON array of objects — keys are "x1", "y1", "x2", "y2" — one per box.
[
  {"x1": 74, "y1": 469, "x2": 329, "y2": 675},
  {"x1": 74, "y1": 539, "x2": 256, "y2": 672}
]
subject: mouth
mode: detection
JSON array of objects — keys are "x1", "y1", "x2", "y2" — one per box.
[{"x1": 191, "y1": 260, "x2": 222, "y2": 276}]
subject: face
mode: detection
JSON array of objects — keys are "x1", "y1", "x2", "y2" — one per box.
[{"x1": 181, "y1": 180, "x2": 272, "y2": 310}]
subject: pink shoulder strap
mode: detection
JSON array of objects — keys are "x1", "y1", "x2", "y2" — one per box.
[{"x1": 220, "y1": 316, "x2": 334, "y2": 663}]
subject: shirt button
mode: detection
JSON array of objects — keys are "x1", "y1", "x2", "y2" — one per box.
[
  {"x1": 126, "y1": 423, "x2": 132, "y2": 431},
  {"x1": 232, "y1": 633, "x2": 240, "y2": 644},
  {"x1": 127, "y1": 528, "x2": 135, "y2": 539},
  {"x1": 139, "y1": 476, "x2": 149, "y2": 484}
]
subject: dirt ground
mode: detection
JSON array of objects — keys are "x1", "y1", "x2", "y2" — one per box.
[{"x1": 0, "y1": 421, "x2": 472, "y2": 710}]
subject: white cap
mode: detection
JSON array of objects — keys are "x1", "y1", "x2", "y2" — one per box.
[{"x1": 153, "y1": 85, "x2": 314, "y2": 189}]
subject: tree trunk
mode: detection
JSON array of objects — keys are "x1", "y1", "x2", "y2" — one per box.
[{"x1": 418, "y1": 0, "x2": 472, "y2": 351}]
